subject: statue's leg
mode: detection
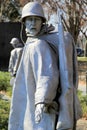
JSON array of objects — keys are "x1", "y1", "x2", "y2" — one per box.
[{"x1": 72, "y1": 121, "x2": 76, "y2": 130}]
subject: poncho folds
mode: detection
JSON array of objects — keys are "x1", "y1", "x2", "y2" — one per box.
[
  {"x1": 8, "y1": 24, "x2": 82, "y2": 130},
  {"x1": 8, "y1": 35, "x2": 59, "y2": 130}
]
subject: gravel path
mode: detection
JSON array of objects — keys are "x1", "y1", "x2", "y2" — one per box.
[{"x1": 76, "y1": 119, "x2": 87, "y2": 130}]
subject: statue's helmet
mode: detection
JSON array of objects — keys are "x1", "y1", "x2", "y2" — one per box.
[
  {"x1": 10, "y1": 38, "x2": 20, "y2": 45},
  {"x1": 21, "y1": 2, "x2": 46, "y2": 23}
]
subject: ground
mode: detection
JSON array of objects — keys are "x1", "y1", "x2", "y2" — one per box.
[{"x1": 77, "y1": 118, "x2": 87, "y2": 130}]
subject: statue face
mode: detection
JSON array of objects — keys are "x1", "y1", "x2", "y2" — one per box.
[{"x1": 25, "y1": 16, "x2": 42, "y2": 36}]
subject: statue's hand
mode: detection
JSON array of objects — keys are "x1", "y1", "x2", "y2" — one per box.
[{"x1": 35, "y1": 104, "x2": 45, "y2": 124}]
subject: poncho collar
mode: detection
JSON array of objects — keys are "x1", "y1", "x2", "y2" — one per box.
[{"x1": 26, "y1": 24, "x2": 55, "y2": 37}]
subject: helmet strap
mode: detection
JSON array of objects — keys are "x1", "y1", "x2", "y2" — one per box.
[{"x1": 20, "y1": 22, "x2": 25, "y2": 45}]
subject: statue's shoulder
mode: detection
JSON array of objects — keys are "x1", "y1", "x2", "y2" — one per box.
[
  {"x1": 41, "y1": 30, "x2": 73, "y2": 40},
  {"x1": 11, "y1": 48, "x2": 16, "y2": 55},
  {"x1": 40, "y1": 31, "x2": 73, "y2": 48},
  {"x1": 39, "y1": 31, "x2": 58, "y2": 48}
]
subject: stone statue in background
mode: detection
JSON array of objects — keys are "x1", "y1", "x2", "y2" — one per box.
[
  {"x1": 8, "y1": 2, "x2": 82, "y2": 130},
  {"x1": 8, "y1": 37, "x2": 23, "y2": 85}
]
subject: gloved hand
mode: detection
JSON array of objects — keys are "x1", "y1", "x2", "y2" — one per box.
[{"x1": 35, "y1": 104, "x2": 45, "y2": 124}]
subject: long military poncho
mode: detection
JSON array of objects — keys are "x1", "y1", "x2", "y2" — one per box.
[
  {"x1": 8, "y1": 27, "x2": 82, "y2": 130},
  {"x1": 8, "y1": 37, "x2": 59, "y2": 130}
]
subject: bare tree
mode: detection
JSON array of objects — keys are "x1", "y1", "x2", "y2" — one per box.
[
  {"x1": 40, "y1": 0, "x2": 87, "y2": 44},
  {"x1": 0, "y1": 0, "x2": 21, "y2": 22}
]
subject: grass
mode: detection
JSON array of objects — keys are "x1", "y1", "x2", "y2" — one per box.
[
  {"x1": 77, "y1": 90, "x2": 87, "y2": 118},
  {"x1": 0, "y1": 71, "x2": 11, "y2": 130},
  {"x1": 0, "y1": 71, "x2": 12, "y2": 96},
  {"x1": 0, "y1": 100, "x2": 10, "y2": 130}
]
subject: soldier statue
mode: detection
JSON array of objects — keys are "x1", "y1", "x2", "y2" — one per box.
[
  {"x1": 8, "y1": 38, "x2": 23, "y2": 85},
  {"x1": 8, "y1": 2, "x2": 82, "y2": 130}
]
